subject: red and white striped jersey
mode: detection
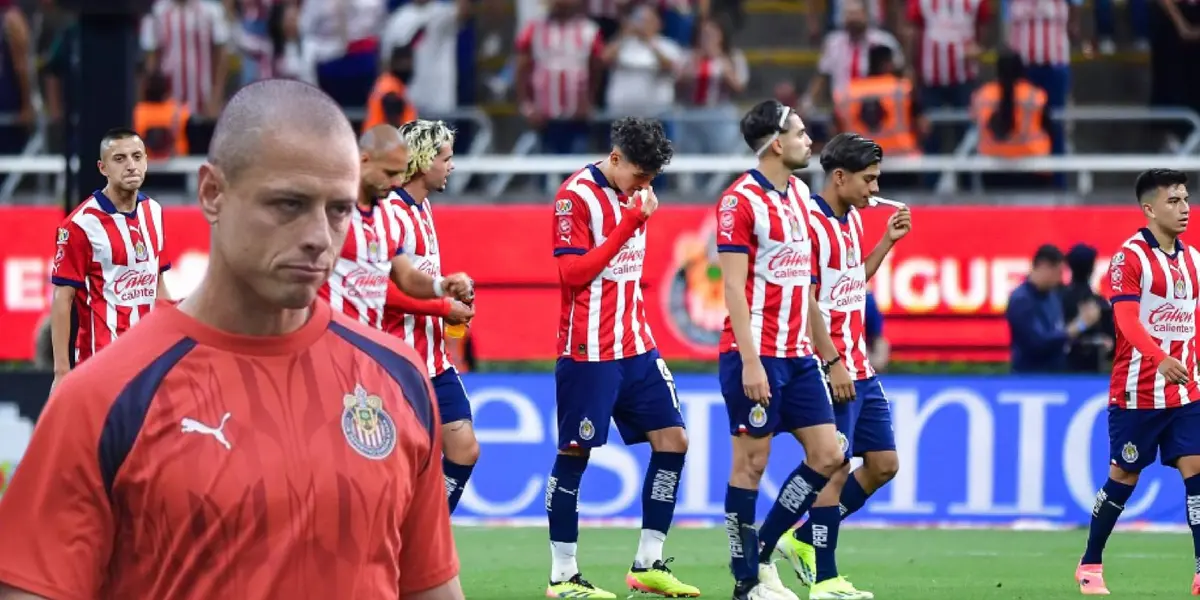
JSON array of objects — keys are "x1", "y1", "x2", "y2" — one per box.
[
  {"x1": 679, "y1": 50, "x2": 749, "y2": 107},
  {"x1": 383, "y1": 189, "x2": 455, "y2": 376},
  {"x1": 906, "y1": 0, "x2": 989, "y2": 86},
  {"x1": 50, "y1": 190, "x2": 168, "y2": 364},
  {"x1": 716, "y1": 170, "x2": 816, "y2": 358},
  {"x1": 553, "y1": 164, "x2": 656, "y2": 361},
  {"x1": 817, "y1": 29, "x2": 905, "y2": 93},
  {"x1": 140, "y1": 0, "x2": 230, "y2": 113},
  {"x1": 1107, "y1": 229, "x2": 1200, "y2": 409},
  {"x1": 515, "y1": 16, "x2": 603, "y2": 120},
  {"x1": 807, "y1": 195, "x2": 873, "y2": 379},
  {"x1": 319, "y1": 203, "x2": 402, "y2": 330},
  {"x1": 586, "y1": 0, "x2": 690, "y2": 19},
  {"x1": 1006, "y1": 0, "x2": 1072, "y2": 67}
]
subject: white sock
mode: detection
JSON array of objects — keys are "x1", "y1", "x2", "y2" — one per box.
[
  {"x1": 550, "y1": 541, "x2": 579, "y2": 583},
  {"x1": 634, "y1": 529, "x2": 667, "y2": 569}
]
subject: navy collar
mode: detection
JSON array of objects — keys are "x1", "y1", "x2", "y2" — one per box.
[
  {"x1": 810, "y1": 193, "x2": 850, "y2": 223},
  {"x1": 1140, "y1": 227, "x2": 1184, "y2": 257},
  {"x1": 94, "y1": 188, "x2": 145, "y2": 219},
  {"x1": 393, "y1": 187, "x2": 422, "y2": 207},
  {"x1": 587, "y1": 163, "x2": 622, "y2": 194},
  {"x1": 748, "y1": 168, "x2": 785, "y2": 193}
]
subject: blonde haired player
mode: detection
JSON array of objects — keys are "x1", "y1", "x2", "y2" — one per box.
[{"x1": 384, "y1": 119, "x2": 480, "y2": 513}]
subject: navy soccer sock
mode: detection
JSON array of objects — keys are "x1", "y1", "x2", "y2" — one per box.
[
  {"x1": 758, "y1": 463, "x2": 829, "y2": 562},
  {"x1": 810, "y1": 506, "x2": 842, "y2": 583},
  {"x1": 547, "y1": 454, "x2": 589, "y2": 582},
  {"x1": 1080, "y1": 477, "x2": 1135, "y2": 565},
  {"x1": 794, "y1": 470, "x2": 871, "y2": 544},
  {"x1": 1186, "y1": 474, "x2": 1200, "y2": 573},
  {"x1": 443, "y1": 458, "x2": 475, "y2": 514},
  {"x1": 636, "y1": 451, "x2": 686, "y2": 568},
  {"x1": 724, "y1": 485, "x2": 760, "y2": 583}
]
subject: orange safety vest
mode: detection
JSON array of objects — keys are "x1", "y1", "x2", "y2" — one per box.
[
  {"x1": 833, "y1": 75, "x2": 920, "y2": 157},
  {"x1": 133, "y1": 100, "x2": 190, "y2": 159},
  {"x1": 971, "y1": 80, "x2": 1051, "y2": 158},
  {"x1": 363, "y1": 73, "x2": 418, "y2": 131}
]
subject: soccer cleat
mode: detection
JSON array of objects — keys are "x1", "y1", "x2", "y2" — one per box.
[
  {"x1": 1075, "y1": 563, "x2": 1110, "y2": 595},
  {"x1": 756, "y1": 562, "x2": 800, "y2": 600},
  {"x1": 1192, "y1": 573, "x2": 1200, "y2": 596},
  {"x1": 808, "y1": 576, "x2": 874, "y2": 600},
  {"x1": 775, "y1": 528, "x2": 816, "y2": 586},
  {"x1": 731, "y1": 579, "x2": 775, "y2": 600},
  {"x1": 546, "y1": 573, "x2": 617, "y2": 598},
  {"x1": 626, "y1": 557, "x2": 701, "y2": 597}
]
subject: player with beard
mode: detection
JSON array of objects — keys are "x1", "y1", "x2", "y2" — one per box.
[
  {"x1": 50, "y1": 128, "x2": 170, "y2": 390},
  {"x1": 717, "y1": 101, "x2": 849, "y2": 600},
  {"x1": 319, "y1": 123, "x2": 474, "y2": 330},
  {"x1": 775, "y1": 133, "x2": 911, "y2": 600},
  {"x1": 384, "y1": 119, "x2": 479, "y2": 514}
]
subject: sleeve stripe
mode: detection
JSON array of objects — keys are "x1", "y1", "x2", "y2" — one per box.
[
  {"x1": 50, "y1": 276, "x2": 85, "y2": 289},
  {"x1": 717, "y1": 244, "x2": 750, "y2": 254},
  {"x1": 1110, "y1": 294, "x2": 1139, "y2": 304},
  {"x1": 554, "y1": 247, "x2": 587, "y2": 256}
]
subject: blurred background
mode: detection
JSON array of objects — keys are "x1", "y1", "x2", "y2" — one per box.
[{"x1": 0, "y1": 0, "x2": 1194, "y2": 528}]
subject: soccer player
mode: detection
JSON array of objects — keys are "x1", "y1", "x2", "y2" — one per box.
[
  {"x1": 319, "y1": 122, "x2": 474, "y2": 329},
  {"x1": 717, "y1": 100, "x2": 850, "y2": 600},
  {"x1": 0, "y1": 79, "x2": 463, "y2": 600},
  {"x1": 546, "y1": 117, "x2": 699, "y2": 599},
  {"x1": 1075, "y1": 168, "x2": 1200, "y2": 596},
  {"x1": 774, "y1": 133, "x2": 911, "y2": 600},
  {"x1": 49, "y1": 128, "x2": 169, "y2": 389},
  {"x1": 385, "y1": 119, "x2": 479, "y2": 514}
]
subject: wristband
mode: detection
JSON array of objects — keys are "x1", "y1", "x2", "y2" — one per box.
[
  {"x1": 821, "y1": 355, "x2": 842, "y2": 372},
  {"x1": 433, "y1": 276, "x2": 445, "y2": 298}
]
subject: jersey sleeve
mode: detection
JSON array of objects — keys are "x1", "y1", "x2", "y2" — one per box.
[
  {"x1": 0, "y1": 374, "x2": 115, "y2": 598},
  {"x1": 1106, "y1": 248, "x2": 1142, "y2": 304},
  {"x1": 552, "y1": 192, "x2": 592, "y2": 256},
  {"x1": 716, "y1": 193, "x2": 754, "y2": 253},
  {"x1": 397, "y1": 382, "x2": 459, "y2": 595},
  {"x1": 51, "y1": 221, "x2": 90, "y2": 288}
]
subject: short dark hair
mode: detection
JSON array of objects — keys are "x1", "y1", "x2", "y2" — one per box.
[
  {"x1": 867, "y1": 45, "x2": 894, "y2": 76},
  {"x1": 1135, "y1": 168, "x2": 1188, "y2": 203},
  {"x1": 819, "y1": 133, "x2": 883, "y2": 173},
  {"x1": 740, "y1": 99, "x2": 789, "y2": 153},
  {"x1": 611, "y1": 117, "x2": 673, "y2": 173},
  {"x1": 1032, "y1": 243, "x2": 1064, "y2": 267},
  {"x1": 99, "y1": 127, "x2": 141, "y2": 157}
]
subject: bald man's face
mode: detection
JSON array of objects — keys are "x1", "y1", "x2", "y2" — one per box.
[
  {"x1": 199, "y1": 130, "x2": 359, "y2": 309},
  {"x1": 362, "y1": 143, "x2": 408, "y2": 200}
]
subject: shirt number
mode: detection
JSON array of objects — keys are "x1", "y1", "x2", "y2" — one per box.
[{"x1": 656, "y1": 358, "x2": 680, "y2": 412}]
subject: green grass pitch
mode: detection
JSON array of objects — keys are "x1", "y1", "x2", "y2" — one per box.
[{"x1": 455, "y1": 527, "x2": 1195, "y2": 599}]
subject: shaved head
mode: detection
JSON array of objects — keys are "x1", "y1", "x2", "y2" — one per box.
[
  {"x1": 358, "y1": 124, "x2": 409, "y2": 199},
  {"x1": 359, "y1": 124, "x2": 406, "y2": 157},
  {"x1": 209, "y1": 79, "x2": 356, "y2": 183}
]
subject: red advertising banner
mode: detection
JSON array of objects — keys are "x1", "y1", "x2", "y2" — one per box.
[{"x1": 0, "y1": 205, "x2": 1157, "y2": 362}]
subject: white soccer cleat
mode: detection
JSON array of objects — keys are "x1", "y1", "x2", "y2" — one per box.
[{"x1": 757, "y1": 562, "x2": 801, "y2": 600}]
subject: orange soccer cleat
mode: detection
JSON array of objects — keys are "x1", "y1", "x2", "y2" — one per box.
[{"x1": 1075, "y1": 563, "x2": 1110, "y2": 595}]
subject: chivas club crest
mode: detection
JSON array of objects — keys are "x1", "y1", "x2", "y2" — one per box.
[
  {"x1": 837, "y1": 431, "x2": 849, "y2": 455},
  {"x1": 787, "y1": 211, "x2": 803, "y2": 242},
  {"x1": 342, "y1": 384, "x2": 397, "y2": 460},
  {"x1": 578, "y1": 417, "x2": 595, "y2": 441},
  {"x1": 133, "y1": 240, "x2": 149, "y2": 262},
  {"x1": 748, "y1": 404, "x2": 767, "y2": 428},
  {"x1": 1176, "y1": 278, "x2": 1187, "y2": 299},
  {"x1": 1121, "y1": 442, "x2": 1139, "y2": 464}
]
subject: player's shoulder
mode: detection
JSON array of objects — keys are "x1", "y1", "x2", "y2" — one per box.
[
  {"x1": 326, "y1": 310, "x2": 431, "y2": 377},
  {"x1": 1114, "y1": 231, "x2": 1153, "y2": 260},
  {"x1": 62, "y1": 194, "x2": 103, "y2": 227},
  {"x1": 138, "y1": 192, "x2": 165, "y2": 211},
  {"x1": 718, "y1": 172, "x2": 762, "y2": 205}
]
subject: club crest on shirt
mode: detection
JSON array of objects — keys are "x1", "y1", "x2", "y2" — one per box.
[
  {"x1": 579, "y1": 417, "x2": 595, "y2": 441},
  {"x1": 748, "y1": 404, "x2": 767, "y2": 428},
  {"x1": 1110, "y1": 251, "x2": 1125, "y2": 266},
  {"x1": 342, "y1": 384, "x2": 397, "y2": 460},
  {"x1": 786, "y1": 211, "x2": 804, "y2": 242},
  {"x1": 1176, "y1": 278, "x2": 1187, "y2": 299},
  {"x1": 133, "y1": 240, "x2": 149, "y2": 262},
  {"x1": 1121, "y1": 442, "x2": 1139, "y2": 464}
]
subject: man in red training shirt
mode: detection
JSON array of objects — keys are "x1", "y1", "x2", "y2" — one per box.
[
  {"x1": 1075, "y1": 168, "x2": 1200, "y2": 596},
  {"x1": 0, "y1": 79, "x2": 463, "y2": 600}
]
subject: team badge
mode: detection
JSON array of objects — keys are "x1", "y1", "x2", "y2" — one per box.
[
  {"x1": 555, "y1": 198, "x2": 573, "y2": 215},
  {"x1": 720, "y1": 195, "x2": 738, "y2": 210},
  {"x1": 558, "y1": 217, "x2": 572, "y2": 234},
  {"x1": 1121, "y1": 442, "x2": 1139, "y2": 464},
  {"x1": 1110, "y1": 251, "x2": 1125, "y2": 266},
  {"x1": 341, "y1": 384, "x2": 397, "y2": 460},
  {"x1": 133, "y1": 240, "x2": 148, "y2": 262},
  {"x1": 748, "y1": 404, "x2": 767, "y2": 428},
  {"x1": 579, "y1": 417, "x2": 595, "y2": 441},
  {"x1": 787, "y1": 212, "x2": 804, "y2": 242},
  {"x1": 56, "y1": 228, "x2": 69, "y2": 245},
  {"x1": 719, "y1": 210, "x2": 735, "y2": 231},
  {"x1": 837, "y1": 431, "x2": 849, "y2": 455},
  {"x1": 1176, "y1": 278, "x2": 1187, "y2": 299}
]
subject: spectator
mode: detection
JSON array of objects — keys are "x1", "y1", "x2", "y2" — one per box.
[
  {"x1": 380, "y1": 0, "x2": 471, "y2": 117},
  {"x1": 1062, "y1": 243, "x2": 1115, "y2": 373},
  {"x1": 803, "y1": 0, "x2": 903, "y2": 110},
  {"x1": 864, "y1": 291, "x2": 889, "y2": 372},
  {"x1": 33, "y1": 0, "x2": 71, "y2": 151},
  {"x1": 134, "y1": 70, "x2": 190, "y2": 159},
  {"x1": 362, "y1": 45, "x2": 417, "y2": 131},
  {"x1": 516, "y1": 0, "x2": 604, "y2": 155},
  {"x1": 227, "y1": 0, "x2": 276, "y2": 87},
  {"x1": 676, "y1": 16, "x2": 746, "y2": 191},
  {"x1": 266, "y1": 0, "x2": 316, "y2": 83},
  {"x1": 1149, "y1": 0, "x2": 1200, "y2": 152},
  {"x1": 140, "y1": 0, "x2": 231, "y2": 118},
  {"x1": 299, "y1": 0, "x2": 385, "y2": 108},
  {"x1": 971, "y1": 49, "x2": 1051, "y2": 189},
  {"x1": 602, "y1": 3, "x2": 682, "y2": 118},
  {"x1": 808, "y1": 0, "x2": 887, "y2": 44},
  {"x1": 1006, "y1": 244, "x2": 1100, "y2": 373},
  {"x1": 1094, "y1": 0, "x2": 1148, "y2": 54},
  {"x1": 0, "y1": 0, "x2": 32, "y2": 156}
]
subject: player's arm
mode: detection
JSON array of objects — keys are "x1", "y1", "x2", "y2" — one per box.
[
  {"x1": 389, "y1": 254, "x2": 471, "y2": 301},
  {"x1": 49, "y1": 224, "x2": 88, "y2": 380},
  {"x1": 863, "y1": 206, "x2": 911, "y2": 281},
  {"x1": 1108, "y1": 250, "x2": 1174, "y2": 366},
  {"x1": 0, "y1": 584, "x2": 49, "y2": 600},
  {"x1": 806, "y1": 252, "x2": 854, "y2": 400},
  {"x1": 555, "y1": 191, "x2": 651, "y2": 288},
  {"x1": 403, "y1": 578, "x2": 465, "y2": 600},
  {"x1": 716, "y1": 194, "x2": 772, "y2": 401},
  {"x1": 387, "y1": 283, "x2": 453, "y2": 318}
]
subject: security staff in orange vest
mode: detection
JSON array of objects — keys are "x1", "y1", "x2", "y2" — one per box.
[
  {"x1": 833, "y1": 45, "x2": 927, "y2": 161},
  {"x1": 133, "y1": 71, "x2": 190, "y2": 159},
  {"x1": 363, "y1": 46, "x2": 418, "y2": 132},
  {"x1": 971, "y1": 49, "x2": 1053, "y2": 189}
]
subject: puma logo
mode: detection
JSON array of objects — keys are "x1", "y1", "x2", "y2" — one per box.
[{"x1": 180, "y1": 413, "x2": 232, "y2": 450}]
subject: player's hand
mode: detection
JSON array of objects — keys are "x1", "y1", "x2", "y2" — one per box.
[
  {"x1": 445, "y1": 299, "x2": 475, "y2": 325},
  {"x1": 827, "y1": 361, "x2": 855, "y2": 402},
  {"x1": 742, "y1": 358, "x2": 771, "y2": 405},
  {"x1": 442, "y1": 273, "x2": 475, "y2": 302},
  {"x1": 636, "y1": 186, "x2": 659, "y2": 220},
  {"x1": 886, "y1": 206, "x2": 911, "y2": 242},
  {"x1": 1159, "y1": 356, "x2": 1190, "y2": 385}
]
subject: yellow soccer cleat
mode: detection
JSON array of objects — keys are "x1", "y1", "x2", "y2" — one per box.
[
  {"x1": 808, "y1": 576, "x2": 874, "y2": 600},
  {"x1": 775, "y1": 528, "x2": 816, "y2": 586},
  {"x1": 545, "y1": 574, "x2": 617, "y2": 598},
  {"x1": 626, "y1": 558, "x2": 701, "y2": 597}
]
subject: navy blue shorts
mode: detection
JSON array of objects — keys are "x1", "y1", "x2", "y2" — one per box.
[
  {"x1": 433, "y1": 368, "x2": 473, "y2": 425},
  {"x1": 719, "y1": 352, "x2": 834, "y2": 437},
  {"x1": 554, "y1": 349, "x2": 686, "y2": 449},
  {"x1": 834, "y1": 377, "x2": 896, "y2": 459},
  {"x1": 1109, "y1": 401, "x2": 1200, "y2": 472}
]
